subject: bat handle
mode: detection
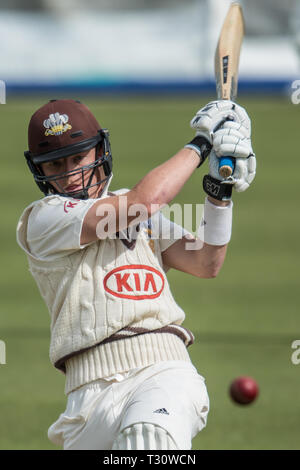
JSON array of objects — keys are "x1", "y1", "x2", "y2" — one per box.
[{"x1": 219, "y1": 157, "x2": 235, "y2": 178}]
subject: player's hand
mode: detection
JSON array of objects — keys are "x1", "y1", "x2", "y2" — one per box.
[{"x1": 190, "y1": 99, "x2": 250, "y2": 144}]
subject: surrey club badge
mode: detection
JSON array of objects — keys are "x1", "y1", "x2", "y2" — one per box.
[{"x1": 43, "y1": 112, "x2": 72, "y2": 136}]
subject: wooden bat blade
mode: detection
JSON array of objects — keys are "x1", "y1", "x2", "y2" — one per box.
[{"x1": 215, "y1": 3, "x2": 245, "y2": 101}]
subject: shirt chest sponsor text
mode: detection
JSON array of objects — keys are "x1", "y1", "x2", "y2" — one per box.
[{"x1": 103, "y1": 264, "x2": 165, "y2": 300}]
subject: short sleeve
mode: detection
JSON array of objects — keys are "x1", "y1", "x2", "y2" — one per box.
[
  {"x1": 26, "y1": 195, "x2": 98, "y2": 260},
  {"x1": 150, "y1": 211, "x2": 192, "y2": 253}
]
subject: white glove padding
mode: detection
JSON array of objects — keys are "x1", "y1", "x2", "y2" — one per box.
[
  {"x1": 190, "y1": 100, "x2": 251, "y2": 144},
  {"x1": 209, "y1": 121, "x2": 256, "y2": 192},
  {"x1": 213, "y1": 121, "x2": 252, "y2": 158}
]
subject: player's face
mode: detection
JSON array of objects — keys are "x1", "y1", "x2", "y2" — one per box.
[{"x1": 41, "y1": 147, "x2": 105, "y2": 198}]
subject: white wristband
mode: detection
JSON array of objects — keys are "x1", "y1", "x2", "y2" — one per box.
[
  {"x1": 184, "y1": 144, "x2": 201, "y2": 157},
  {"x1": 197, "y1": 197, "x2": 233, "y2": 245}
]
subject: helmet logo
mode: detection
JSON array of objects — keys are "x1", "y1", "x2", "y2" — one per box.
[{"x1": 43, "y1": 113, "x2": 72, "y2": 136}]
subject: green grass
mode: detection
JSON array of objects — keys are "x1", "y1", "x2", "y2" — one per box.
[{"x1": 0, "y1": 94, "x2": 299, "y2": 449}]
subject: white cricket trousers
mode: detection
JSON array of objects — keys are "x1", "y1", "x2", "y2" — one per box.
[{"x1": 48, "y1": 360, "x2": 209, "y2": 450}]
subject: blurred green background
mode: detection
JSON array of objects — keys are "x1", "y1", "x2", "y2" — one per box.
[{"x1": 1, "y1": 95, "x2": 299, "y2": 449}]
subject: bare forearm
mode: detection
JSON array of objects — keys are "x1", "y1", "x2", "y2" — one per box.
[
  {"x1": 131, "y1": 148, "x2": 200, "y2": 211},
  {"x1": 163, "y1": 236, "x2": 228, "y2": 278},
  {"x1": 162, "y1": 194, "x2": 233, "y2": 278},
  {"x1": 186, "y1": 198, "x2": 231, "y2": 277},
  {"x1": 194, "y1": 242, "x2": 228, "y2": 278},
  {"x1": 81, "y1": 148, "x2": 199, "y2": 244}
]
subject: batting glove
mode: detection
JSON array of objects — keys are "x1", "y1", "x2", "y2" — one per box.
[
  {"x1": 185, "y1": 99, "x2": 251, "y2": 169},
  {"x1": 190, "y1": 100, "x2": 251, "y2": 142},
  {"x1": 203, "y1": 120, "x2": 256, "y2": 200}
]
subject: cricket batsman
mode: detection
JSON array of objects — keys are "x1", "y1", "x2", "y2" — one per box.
[{"x1": 17, "y1": 99, "x2": 256, "y2": 450}]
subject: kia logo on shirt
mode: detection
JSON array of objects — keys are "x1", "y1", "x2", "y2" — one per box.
[
  {"x1": 103, "y1": 265, "x2": 165, "y2": 300},
  {"x1": 64, "y1": 200, "x2": 80, "y2": 213}
]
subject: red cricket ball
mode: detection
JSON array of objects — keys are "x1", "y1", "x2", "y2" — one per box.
[{"x1": 229, "y1": 376, "x2": 259, "y2": 405}]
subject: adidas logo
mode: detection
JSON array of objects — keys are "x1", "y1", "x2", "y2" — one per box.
[{"x1": 153, "y1": 408, "x2": 169, "y2": 415}]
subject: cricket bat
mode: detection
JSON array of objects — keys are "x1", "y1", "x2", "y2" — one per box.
[{"x1": 215, "y1": 2, "x2": 245, "y2": 178}]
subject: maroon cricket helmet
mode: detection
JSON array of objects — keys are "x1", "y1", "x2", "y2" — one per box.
[{"x1": 24, "y1": 99, "x2": 112, "y2": 199}]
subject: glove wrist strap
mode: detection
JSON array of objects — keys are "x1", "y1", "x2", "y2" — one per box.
[
  {"x1": 203, "y1": 174, "x2": 233, "y2": 201},
  {"x1": 184, "y1": 136, "x2": 212, "y2": 168}
]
